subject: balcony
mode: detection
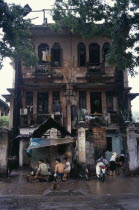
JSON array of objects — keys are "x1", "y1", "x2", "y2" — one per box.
[
  {"x1": 86, "y1": 63, "x2": 105, "y2": 81},
  {"x1": 22, "y1": 63, "x2": 63, "y2": 80},
  {"x1": 20, "y1": 113, "x2": 63, "y2": 128}
]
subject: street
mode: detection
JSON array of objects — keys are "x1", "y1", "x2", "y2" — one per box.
[{"x1": 0, "y1": 170, "x2": 139, "y2": 209}]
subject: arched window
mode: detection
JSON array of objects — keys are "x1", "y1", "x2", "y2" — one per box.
[
  {"x1": 38, "y1": 43, "x2": 49, "y2": 64},
  {"x1": 89, "y1": 43, "x2": 100, "y2": 66},
  {"x1": 78, "y1": 43, "x2": 86, "y2": 66},
  {"x1": 102, "y1": 42, "x2": 110, "y2": 63},
  {"x1": 51, "y1": 43, "x2": 62, "y2": 67}
]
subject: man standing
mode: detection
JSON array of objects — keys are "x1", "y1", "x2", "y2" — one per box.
[
  {"x1": 35, "y1": 160, "x2": 48, "y2": 178},
  {"x1": 54, "y1": 158, "x2": 64, "y2": 178}
]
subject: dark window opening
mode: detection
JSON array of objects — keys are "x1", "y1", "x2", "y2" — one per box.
[
  {"x1": 86, "y1": 129, "x2": 93, "y2": 142},
  {"x1": 102, "y1": 42, "x2": 110, "y2": 63},
  {"x1": 38, "y1": 43, "x2": 49, "y2": 64},
  {"x1": 79, "y1": 91, "x2": 86, "y2": 109},
  {"x1": 52, "y1": 91, "x2": 60, "y2": 113},
  {"x1": 37, "y1": 92, "x2": 48, "y2": 114},
  {"x1": 52, "y1": 91, "x2": 60, "y2": 102},
  {"x1": 26, "y1": 91, "x2": 33, "y2": 114},
  {"x1": 95, "y1": 148, "x2": 106, "y2": 161},
  {"x1": 107, "y1": 137, "x2": 112, "y2": 152},
  {"x1": 90, "y1": 92, "x2": 102, "y2": 114},
  {"x1": 78, "y1": 43, "x2": 86, "y2": 66},
  {"x1": 89, "y1": 43, "x2": 100, "y2": 66},
  {"x1": 51, "y1": 43, "x2": 62, "y2": 67},
  {"x1": 106, "y1": 92, "x2": 113, "y2": 112}
]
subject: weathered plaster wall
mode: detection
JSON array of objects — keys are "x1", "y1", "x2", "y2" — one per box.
[
  {"x1": 127, "y1": 126, "x2": 139, "y2": 171},
  {"x1": 105, "y1": 133, "x2": 123, "y2": 161},
  {"x1": 0, "y1": 129, "x2": 9, "y2": 176}
]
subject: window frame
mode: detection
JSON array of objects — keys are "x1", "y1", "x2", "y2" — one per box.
[
  {"x1": 77, "y1": 43, "x2": 86, "y2": 67},
  {"x1": 89, "y1": 43, "x2": 100, "y2": 66}
]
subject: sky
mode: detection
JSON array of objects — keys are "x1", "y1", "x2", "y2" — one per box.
[{"x1": 0, "y1": 0, "x2": 139, "y2": 113}]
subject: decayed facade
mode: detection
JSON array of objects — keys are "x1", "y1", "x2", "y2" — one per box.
[{"x1": 3, "y1": 24, "x2": 138, "y2": 169}]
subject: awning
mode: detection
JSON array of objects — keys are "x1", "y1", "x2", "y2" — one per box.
[{"x1": 27, "y1": 137, "x2": 73, "y2": 150}]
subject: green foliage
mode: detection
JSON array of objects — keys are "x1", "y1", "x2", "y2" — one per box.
[
  {"x1": 132, "y1": 111, "x2": 139, "y2": 122},
  {"x1": 52, "y1": 0, "x2": 139, "y2": 75},
  {"x1": 0, "y1": 0, "x2": 38, "y2": 67},
  {"x1": 0, "y1": 116, "x2": 9, "y2": 129}
]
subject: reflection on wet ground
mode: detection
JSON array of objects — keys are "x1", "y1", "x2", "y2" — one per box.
[{"x1": 0, "y1": 169, "x2": 139, "y2": 196}]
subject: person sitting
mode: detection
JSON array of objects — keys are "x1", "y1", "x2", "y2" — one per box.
[
  {"x1": 45, "y1": 159, "x2": 51, "y2": 175},
  {"x1": 63, "y1": 158, "x2": 71, "y2": 180},
  {"x1": 35, "y1": 160, "x2": 49, "y2": 179},
  {"x1": 54, "y1": 158, "x2": 64, "y2": 180}
]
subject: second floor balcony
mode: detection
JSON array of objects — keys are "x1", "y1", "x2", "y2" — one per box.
[
  {"x1": 20, "y1": 113, "x2": 63, "y2": 128},
  {"x1": 22, "y1": 63, "x2": 63, "y2": 80}
]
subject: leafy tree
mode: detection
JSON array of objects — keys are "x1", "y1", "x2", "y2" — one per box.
[
  {"x1": 52, "y1": 0, "x2": 139, "y2": 75},
  {"x1": 132, "y1": 111, "x2": 139, "y2": 122},
  {"x1": 0, "y1": 116, "x2": 9, "y2": 129},
  {"x1": 0, "y1": 0, "x2": 38, "y2": 68}
]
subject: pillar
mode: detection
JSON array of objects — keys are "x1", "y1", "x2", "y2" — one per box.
[
  {"x1": 48, "y1": 90, "x2": 52, "y2": 114},
  {"x1": 86, "y1": 90, "x2": 91, "y2": 114},
  {"x1": 77, "y1": 127, "x2": 86, "y2": 163},
  {"x1": 67, "y1": 103, "x2": 71, "y2": 133},
  {"x1": 50, "y1": 146, "x2": 57, "y2": 171},
  {"x1": 19, "y1": 140, "x2": 24, "y2": 167},
  {"x1": 33, "y1": 90, "x2": 37, "y2": 115},
  {"x1": 102, "y1": 92, "x2": 106, "y2": 114}
]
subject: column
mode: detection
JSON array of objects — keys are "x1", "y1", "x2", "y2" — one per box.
[
  {"x1": 49, "y1": 90, "x2": 52, "y2": 114},
  {"x1": 33, "y1": 90, "x2": 37, "y2": 115},
  {"x1": 67, "y1": 102, "x2": 71, "y2": 133},
  {"x1": 19, "y1": 140, "x2": 24, "y2": 168},
  {"x1": 86, "y1": 90, "x2": 91, "y2": 114},
  {"x1": 102, "y1": 91, "x2": 106, "y2": 114},
  {"x1": 77, "y1": 127, "x2": 86, "y2": 163},
  {"x1": 50, "y1": 146, "x2": 57, "y2": 171}
]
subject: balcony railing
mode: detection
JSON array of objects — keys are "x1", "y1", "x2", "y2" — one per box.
[
  {"x1": 87, "y1": 63, "x2": 104, "y2": 73},
  {"x1": 35, "y1": 63, "x2": 51, "y2": 73},
  {"x1": 20, "y1": 113, "x2": 63, "y2": 128}
]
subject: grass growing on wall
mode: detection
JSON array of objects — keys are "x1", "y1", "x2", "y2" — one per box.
[{"x1": 0, "y1": 116, "x2": 9, "y2": 129}]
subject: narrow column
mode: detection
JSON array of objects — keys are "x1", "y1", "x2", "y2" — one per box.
[
  {"x1": 50, "y1": 146, "x2": 57, "y2": 171},
  {"x1": 86, "y1": 90, "x2": 91, "y2": 114},
  {"x1": 67, "y1": 102, "x2": 71, "y2": 133},
  {"x1": 102, "y1": 92, "x2": 106, "y2": 114},
  {"x1": 77, "y1": 127, "x2": 86, "y2": 163},
  {"x1": 33, "y1": 90, "x2": 37, "y2": 115},
  {"x1": 49, "y1": 90, "x2": 52, "y2": 114},
  {"x1": 19, "y1": 140, "x2": 24, "y2": 168}
]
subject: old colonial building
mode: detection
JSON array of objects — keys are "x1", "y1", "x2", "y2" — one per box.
[
  {"x1": 3, "y1": 24, "x2": 139, "y2": 169},
  {"x1": 0, "y1": 98, "x2": 9, "y2": 117}
]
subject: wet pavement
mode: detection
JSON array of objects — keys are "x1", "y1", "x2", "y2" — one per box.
[{"x1": 0, "y1": 170, "x2": 139, "y2": 209}]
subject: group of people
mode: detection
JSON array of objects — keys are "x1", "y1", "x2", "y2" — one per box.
[
  {"x1": 32, "y1": 158, "x2": 71, "y2": 181},
  {"x1": 96, "y1": 152, "x2": 125, "y2": 176}
]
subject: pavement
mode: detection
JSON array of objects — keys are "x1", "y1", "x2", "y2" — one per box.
[{"x1": 0, "y1": 169, "x2": 139, "y2": 209}]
